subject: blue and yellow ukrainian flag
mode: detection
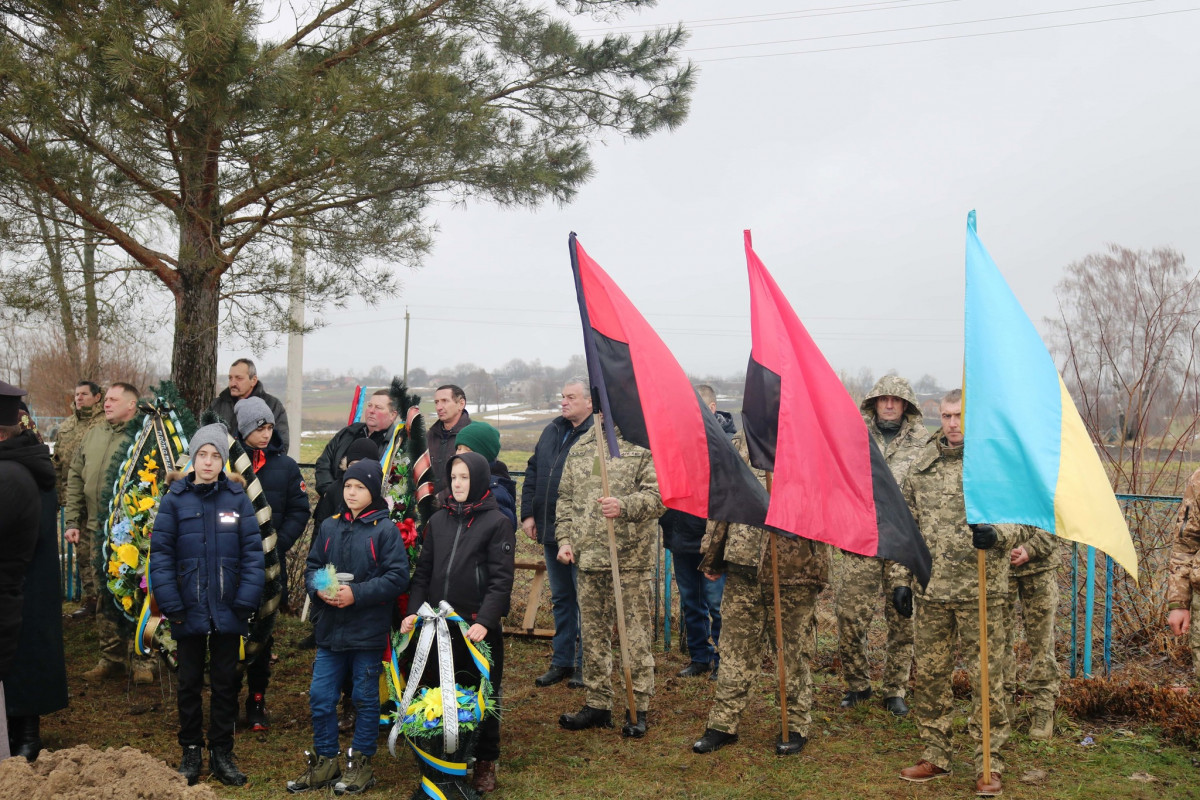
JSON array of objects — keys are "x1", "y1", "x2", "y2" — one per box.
[{"x1": 962, "y1": 210, "x2": 1137, "y2": 580}]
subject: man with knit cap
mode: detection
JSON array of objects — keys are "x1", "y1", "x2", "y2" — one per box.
[
  {"x1": 234, "y1": 396, "x2": 310, "y2": 731},
  {"x1": 64, "y1": 382, "x2": 159, "y2": 683},
  {"x1": 453, "y1": 421, "x2": 517, "y2": 527}
]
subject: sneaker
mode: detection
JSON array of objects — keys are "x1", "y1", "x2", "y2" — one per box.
[
  {"x1": 1028, "y1": 708, "x2": 1054, "y2": 740},
  {"x1": 82, "y1": 659, "x2": 125, "y2": 682},
  {"x1": 621, "y1": 710, "x2": 648, "y2": 738},
  {"x1": 209, "y1": 748, "x2": 247, "y2": 786},
  {"x1": 535, "y1": 665, "x2": 573, "y2": 687},
  {"x1": 247, "y1": 692, "x2": 269, "y2": 731},
  {"x1": 692, "y1": 728, "x2": 737, "y2": 754},
  {"x1": 775, "y1": 731, "x2": 806, "y2": 756},
  {"x1": 334, "y1": 748, "x2": 376, "y2": 795},
  {"x1": 287, "y1": 750, "x2": 341, "y2": 793},
  {"x1": 178, "y1": 745, "x2": 202, "y2": 786},
  {"x1": 900, "y1": 760, "x2": 950, "y2": 782},
  {"x1": 472, "y1": 759, "x2": 497, "y2": 793},
  {"x1": 976, "y1": 771, "x2": 1002, "y2": 797},
  {"x1": 677, "y1": 661, "x2": 712, "y2": 678},
  {"x1": 559, "y1": 705, "x2": 613, "y2": 731},
  {"x1": 839, "y1": 688, "x2": 872, "y2": 708},
  {"x1": 883, "y1": 696, "x2": 909, "y2": 717}
]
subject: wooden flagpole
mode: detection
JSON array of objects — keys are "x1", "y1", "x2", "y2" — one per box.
[
  {"x1": 977, "y1": 550, "x2": 992, "y2": 779},
  {"x1": 594, "y1": 414, "x2": 639, "y2": 721},
  {"x1": 766, "y1": 472, "x2": 790, "y2": 747}
]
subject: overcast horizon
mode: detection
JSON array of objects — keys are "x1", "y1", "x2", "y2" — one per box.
[{"x1": 218, "y1": 0, "x2": 1200, "y2": 390}]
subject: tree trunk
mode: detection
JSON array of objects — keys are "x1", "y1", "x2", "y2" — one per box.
[
  {"x1": 82, "y1": 225, "x2": 101, "y2": 376},
  {"x1": 34, "y1": 196, "x2": 83, "y2": 373}
]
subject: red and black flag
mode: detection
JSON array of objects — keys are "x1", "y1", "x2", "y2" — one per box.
[
  {"x1": 742, "y1": 231, "x2": 931, "y2": 586},
  {"x1": 568, "y1": 233, "x2": 771, "y2": 525}
]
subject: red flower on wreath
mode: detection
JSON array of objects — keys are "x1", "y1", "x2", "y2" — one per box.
[{"x1": 398, "y1": 518, "x2": 418, "y2": 549}]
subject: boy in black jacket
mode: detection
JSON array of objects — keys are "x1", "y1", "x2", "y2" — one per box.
[
  {"x1": 234, "y1": 396, "x2": 310, "y2": 731},
  {"x1": 402, "y1": 451, "x2": 516, "y2": 794},
  {"x1": 289, "y1": 460, "x2": 407, "y2": 795}
]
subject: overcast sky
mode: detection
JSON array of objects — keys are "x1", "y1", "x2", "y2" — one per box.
[{"x1": 222, "y1": 0, "x2": 1200, "y2": 390}]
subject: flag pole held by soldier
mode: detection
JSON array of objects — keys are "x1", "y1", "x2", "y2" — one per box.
[{"x1": 765, "y1": 473, "x2": 792, "y2": 754}]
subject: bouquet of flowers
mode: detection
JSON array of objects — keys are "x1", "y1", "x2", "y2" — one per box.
[
  {"x1": 105, "y1": 453, "x2": 162, "y2": 617},
  {"x1": 398, "y1": 683, "x2": 493, "y2": 739}
]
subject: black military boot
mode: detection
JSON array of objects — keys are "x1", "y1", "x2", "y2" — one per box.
[
  {"x1": 839, "y1": 688, "x2": 872, "y2": 708},
  {"x1": 178, "y1": 745, "x2": 203, "y2": 786},
  {"x1": 209, "y1": 747, "x2": 248, "y2": 786},
  {"x1": 621, "y1": 710, "x2": 648, "y2": 738},
  {"x1": 884, "y1": 696, "x2": 909, "y2": 717},
  {"x1": 692, "y1": 728, "x2": 738, "y2": 754},
  {"x1": 559, "y1": 705, "x2": 613, "y2": 730},
  {"x1": 775, "y1": 731, "x2": 807, "y2": 756},
  {"x1": 12, "y1": 716, "x2": 43, "y2": 762}
]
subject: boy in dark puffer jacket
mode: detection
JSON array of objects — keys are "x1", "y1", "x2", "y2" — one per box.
[
  {"x1": 290, "y1": 459, "x2": 408, "y2": 796},
  {"x1": 150, "y1": 423, "x2": 266, "y2": 786},
  {"x1": 402, "y1": 451, "x2": 516, "y2": 794}
]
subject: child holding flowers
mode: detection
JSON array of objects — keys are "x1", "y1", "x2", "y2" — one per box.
[
  {"x1": 401, "y1": 451, "x2": 515, "y2": 794},
  {"x1": 149, "y1": 424, "x2": 265, "y2": 787},
  {"x1": 289, "y1": 459, "x2": 408, "y2": 795}
]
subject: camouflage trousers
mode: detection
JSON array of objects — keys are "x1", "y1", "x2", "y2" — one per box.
[
  {"x1": 1192, "y1": 592, "x2": 1200, "y2": 681},
  {"x1": 913, "y1": 597, "x2": 1010, "y2": 776},
  {"x1": 77, "y1": 530, "x2": 97, "y2": 606},
  {"x1": 96, "y1": 604, "x2": 156, "y2": 668},
  {"x1": 1003, "y1": 570, "x2": 1060, "y2": 711},
  {"x1": 578, "y1": 568, "x2": 655, "y2": 713},
  {"x1": 706, "y1": 569, "x2": 820, "y2": 736},
  {"x1": 835, "y1": 551, "x2": 913, "y2": 697}
]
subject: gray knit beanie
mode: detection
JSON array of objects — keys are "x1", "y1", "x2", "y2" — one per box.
[
  {"x1": 190, "y1": 423, "x2": 231, "y2": 467},
  {"x1": 234, "y1": 396, "x2": 275, "y2": 438}
]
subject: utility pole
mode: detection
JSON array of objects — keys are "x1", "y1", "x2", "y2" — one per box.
[
  {"x1": 286, "y1": 235, "x2": 305, "y2": 461},
  {"x1": 403, "y1": 307, "x2": 410, "y2": 384}
]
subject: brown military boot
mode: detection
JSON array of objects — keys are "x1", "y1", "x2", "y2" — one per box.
[
  {"x1": 132, "y1": 662, "x2": 157, "y2": 685},
  {"x1": 900, "y1": 760, "x2": 950, "y2": 782},
  {"x1": 83, "y1": 659, "x2": 125, "y2": 681},
  {"x1": 975, "y1": 771, "x2": 1002, "y2": 796},
  {"x1": 1028, "y1": 707, "x2": 1054, "y2": 740}
]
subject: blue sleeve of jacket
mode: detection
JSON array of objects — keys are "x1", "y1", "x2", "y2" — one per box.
[
  {"x1": 234, "y1": 493, "x2": 266, "y2": 612},
  {"x1": 149, "y1": 493, "x2": 184, "y2": 618},
  {"x1": 352, "y1": 521, "x2": 409, "y2": 608},
  {"x1": 491, "y1": 479, "x2": 518, "y2": 529},
  {"x1": 277, "y1": 459, "x2": 311, "y2": 553}
]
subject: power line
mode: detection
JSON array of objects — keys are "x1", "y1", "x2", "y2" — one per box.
[
  {"x1": 685, "y1": 0, "x2": 1155, "y2": 52},
  {"x1": 695, "y1": 6, "x2": 1200, "y2": 62},
  {"x1": 576, "y1": 0, "x2": 969, "y2": 35}
]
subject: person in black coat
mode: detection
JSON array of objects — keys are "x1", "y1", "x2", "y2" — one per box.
[
  {"x1": 234, "y1": 397, "x2": 311, "y2": 731},
  {"x1": 206, "y1": 358, "x2": 291, "y2": 451},
  {"x1": 149, "y1": 424, "x2": 266, "y2": 786},
  {"x1": 402, "y1": 451, "x2": 516, "y2": 794},
  {"x1": 0, "y1": 381, "x2": 60, "y2": 762},
  {"x1": 313, "y1": 390, "x2": 398, "y2": 498}
]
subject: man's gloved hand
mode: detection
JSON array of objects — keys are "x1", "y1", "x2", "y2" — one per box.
[
  {"x1": 892, "y1": 586, "x2": 913, "y2": 619},
  {"x1": 971, "y1": 523, "x2": 998, "y2": 550}
]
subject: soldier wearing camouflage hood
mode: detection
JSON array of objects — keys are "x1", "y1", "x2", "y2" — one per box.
[
  {"x1": 1002, "y1": 525, "x2": 1061, "y2": 740},
  {"x1": 836, "y1": 375, "x2": 928, "y2": 716},
  {"x1": 690, "y1": 432, "x2": 830, "y2": 756},
  {"x1": 898, "y1": 389, "x2": 1028, "y2": 798},
  {"x1": 555, "y1": 417, "x2": 664, "y2": 739},
  {"x1": 1168, "y1": 467, "x2": 1200, "y2": 684}
]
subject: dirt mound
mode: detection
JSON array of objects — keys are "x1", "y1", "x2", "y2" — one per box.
[{"x1": 0, "y1": 745, "x2": 221, "y2": 799}]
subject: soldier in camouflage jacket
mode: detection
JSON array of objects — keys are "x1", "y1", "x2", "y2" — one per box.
[
  {"x1": 555, "y1": 419, "x2": 664, "y2": 737},
  {"x1": 898, "y1": 391, "x2": 1029, "y2": 794},
  {"x1": 836, "y1": 375, "x2": 929, "y2": 714},
  {"x1": 691, "y1": 432, "x2": 830, "y2": 755},
  {"x1": 1168, "y1": 468, "x2": 1200, "y2": 681}
]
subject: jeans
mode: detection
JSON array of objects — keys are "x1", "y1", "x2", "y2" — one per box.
[
  {"x1": 177, "y1": 633, "x2": 241, "y2": 751},
  {"x1": 310, "y1": 648, "x2": 384, "y2": 757},
  {"x1": 671, "y1": 550, "x2": 725, "y2": 666},
  {"x1": 544, "y1": 541, "x2": 582, "y2": 670}
]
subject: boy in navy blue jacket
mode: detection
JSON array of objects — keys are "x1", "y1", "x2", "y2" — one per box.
[
  {"x1": 234, "y1": 396, "x2": 310, "y2": 730},
  {"x1": 150, "y1": 424, "x2": 266, "y2": 787},
  {"x1": 289, "y1": 459, "x2": 408, "y2": 795}
]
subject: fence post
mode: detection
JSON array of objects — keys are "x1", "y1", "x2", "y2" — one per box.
[
  {"x1": 1083, "y1": 545, "x2": 1096, "y2": 677},
  {"x1": 1070, "y1": 542, "x2": 1078, "y2": 679}
]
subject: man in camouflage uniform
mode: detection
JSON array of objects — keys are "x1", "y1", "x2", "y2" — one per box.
[
  {"x1": 691, "y1": 432, "x2": 830, "y2": 756},
  {"x1": 898, "y1": 389, "x2": 1027, "y2": 798},
  {"x1": 53, "y1": 381, "x2": 106, "y2": 618},
  {"x1": 1003, "y1": 526, "x2": 1061, "y2": 739},
  {"x1": 836, "y1": 375, "x2": 929, "y2": 715},
  {"x1": 1168, "y1": 467, "x2": 1200, "y2": 682},
  {"x1": 63, "y1": 382, "x2": 157, "y2": 684},
  {"x1": 555, "y1": 417, "x2": 664, "y2": 738}
]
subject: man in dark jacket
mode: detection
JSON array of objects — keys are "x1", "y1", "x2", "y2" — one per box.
[
  {"x1": 206, "y1": 358, "x2": 290, "y2": 451},
  {"x1": 314, "y1": 389, "x2": 398, "y2": 498},
  {"x1": 235, "y1": 397, "x2": 311, "y2": 731},
  {"x1": 667, "y1": 385, "x2": 735, "y2": 679},
  {"x1": 520, "y1": 379, "x2": 593, "y2": 688},
  {"x1": 427, "y1": 384, "x2": 470, "y2": 495},
  {"x1": 0, "y1": 381, "x2": 57, "y2": 761}
]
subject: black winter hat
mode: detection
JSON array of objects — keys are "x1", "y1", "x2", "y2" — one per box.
[
  {"x1": 344, "y1": 459, "x2": 383, "y2": 502},
  {"x1": 345, "y1": 437, "x2": 381, "y2": 466}
]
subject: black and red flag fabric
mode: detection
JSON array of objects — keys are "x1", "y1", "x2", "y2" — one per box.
[
  {"x1": 568, "y1": 233, "x2": 772, "y2": 526},
  {"x1": 742, "y1": 231, "x2": 931, "y2": 587}
]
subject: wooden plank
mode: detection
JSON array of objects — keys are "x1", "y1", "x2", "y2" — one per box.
[{"x1": 520, "y1": 569, "x2": 547, "y2": 630}]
